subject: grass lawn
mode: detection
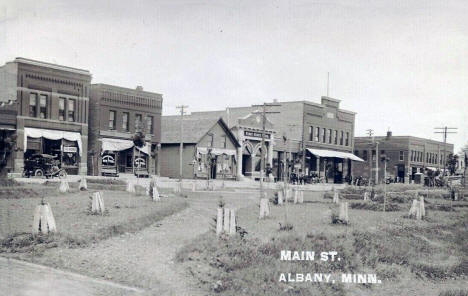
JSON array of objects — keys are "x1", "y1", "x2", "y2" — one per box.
[
  {"x1": 0, "y1": 182, "x2": 188, "y2": 254},
  {"x1": 176, "y1": 188, "x2": 468, "y2": 296}
]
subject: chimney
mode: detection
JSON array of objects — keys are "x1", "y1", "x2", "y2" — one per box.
[
  {"x1": 273, "y1": 99, "x2": 278, "y2": 103},
  {"x1": 387, "y1": 131, "x2": 392, "y2": 138},
  {"x1": 136, "y1": 86, "x2": 143, "y2": 91}
]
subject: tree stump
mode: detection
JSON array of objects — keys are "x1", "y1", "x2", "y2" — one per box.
[
  {"x1": 79, "y1": 177, "x2": 87, "y2": 191},
  {"x1": 338, "y1": 202, "x2": 349, "y2": 224},
  {"x1": 32, "y1": 203, "x2": 57, "y2": 235},
  {"x1": 216, "y1": 207, "x2": 223, "y2": 236},
  {"x1": 58, "y1": 180, "x2": 69, "y2": 193},
  {"x1": 259, "y1": 198, "x2": 270, "y2": 219},
  {"x1": 91, "y1": 192, "x2": 105, "y2": 215},
  {"x1": 293, "y1": 188, "x2": 298, "y2": 204}
]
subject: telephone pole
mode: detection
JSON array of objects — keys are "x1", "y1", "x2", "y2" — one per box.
[
  {"x1": 434, "y1": 127, "x2": 457, "y2": 177},
  {"x1": 176, "y1": 105, "x2": 188, "y2": 181},
  {"x1": 252, "y1": 102, "x2": 280, "y2": 203}
]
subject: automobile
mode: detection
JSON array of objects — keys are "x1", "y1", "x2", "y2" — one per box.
[{"x1": 23, "y1": 154, "x2": 67, "y2": 178}]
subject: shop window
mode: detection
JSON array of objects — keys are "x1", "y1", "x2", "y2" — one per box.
[
  {"x1": 146, "y1": 115, "x2": 154, "y2": 134},
  {"x1": 29, "y1": 93, "x2": 37, "y2": 117},
  {"x1": 109, "y1": 110, "x2": 116, "y2": 130},
  {"x1": 59, "y1": 97, "x2": 66, "y2": 121},
  {"x1": 122, "y1": 112, "x2": 129, "y2": 131},
  {"x1": 68, "y1": 99, "x2": 76, "y2": 122},
  {"x1": 39, "y1": 94, "x2": 48, "y2": 119}
]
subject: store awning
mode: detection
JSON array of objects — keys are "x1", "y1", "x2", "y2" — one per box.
[
  {"x1": 24, "y1": 127, "x2": 82, "y2": 156},
  {"x1": 306, "y1": 148, "x2": 364, "y2": 162},
  {"x1": 100, "y1": 138, "x2": 150, "y2": 155},
  {"x1": 197, "y1": 147, "x2": 237, "y2": 158}
]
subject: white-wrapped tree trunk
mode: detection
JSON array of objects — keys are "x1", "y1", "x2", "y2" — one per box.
[
  {"x1": 126, "y1": 181, "x2": 135, "y2": 193},
  {"x1": 79, "y1": 177, "x2": 87, "y2": 191},
  {"x1": 259, "y1": 198, "x2": 270, "y2": 219},
  {"x1": 58, "y1": 180, "x2": 69, "y2": 193},
  {"x1": 409, "y1": 199, "x2": 421, "y2": 220},
  {"x1": 277, "y1": 190, "x2": 284, "y2": 205},
  {"x1": 363, "y1": 191, "x2": 369, "y2": 201},
  {"x1": 223, "y1": 208, "x2": 230, "y2": 233},
  {"x1": 91, "y1": 192, "x2": 105, "y2": 215},
  {"x1": 293, "y1": 188, "x2": 298, "y2": 204},
  {"x1": 298, "y1": 190, "x2": 304, "y2": 204},
  {"x1": 338, "y1": 202, "x2": 349, "y2": 224},
  {"x1": 333, "y1": 190, "x2": 340, "y2": 204},
  {"x1": 32, "y1": 203, "x2": 57, "y2": 235},
  {"x1": 229, "y1": 209, "x2": 236, "y2": 235},
  {"x1": 216, "y1": 208, "x2": 223, "y2": 236}
]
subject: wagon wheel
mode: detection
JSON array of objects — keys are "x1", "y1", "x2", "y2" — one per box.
[
  {"x1": 58, "y1": 170, "x2": 67, "y2": 179},
  {"x1": 34, "y1": 169, "x2": 44, "y2": 177}
]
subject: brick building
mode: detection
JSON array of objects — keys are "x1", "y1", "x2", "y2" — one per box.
[
  {"x1": 0, "y1": 58, "x2": 91, "y2": 175},
  {"x1": 352, "y1": 132, "x2": 454, "y2": 183},
  {"x1": 160, "y1": 116, "x2": 239, "y2": 179},
  {"x1": 88, "y1": 84, "x2": 162, "y2": 176},
  {"x1": 188, "y1": 96, "x2": 362, "y2": 183}
]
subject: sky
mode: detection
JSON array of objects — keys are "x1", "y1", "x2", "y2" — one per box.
[{"x1": 1, "y1": 0, "x2": 467, "y2": 151}]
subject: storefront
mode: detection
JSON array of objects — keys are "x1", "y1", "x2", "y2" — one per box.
[
  {"x1": 23, "y1": 128, "x2": 82, "y2": 175},
  {"x1": 194, "y1": 147, "x2": 237, "y2": 179},
  {"x1": 306, "y1": 148, "x2": 364, "y2": 184},
  {"x1": 99, "y1": 138, "x2": 150, "y2": 176}
]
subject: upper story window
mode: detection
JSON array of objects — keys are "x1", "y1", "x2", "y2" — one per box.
[
  {"x1": 399, "y1": 151, "x2": 404, "y2": 161},
  {"x1": 333, "y1": 130, "x2": 338, "y2": 145},
  {"x1": 135, "y1": 114, "x2": 142, "y2": 130},
  {"x1": 29, "y1": 93, "x2": 37, "y2": 117},
  {"x1": 122, "y1": 112, "x2": 129, "y2": 132},
  {"x1": 363, "y1": 150, "x2": 368, "y2": 161},
  {"x1": 109, "y1": 110, "x2": 116, "y2": 130},
  {"x1": 372, "y1": 150, "x2": 376, "y2": 161},
  {"x1": 39, "y1": 95, "x2": 48, "y2": 119},
  {"x1": 340, "y1": 131, "x2": 344, "y2": 145},
  {"x1": 68, "y1": 99, "x2": 76, "y2": 122},
  {"x1": 328, "y1": 129, "x2": 332, "y2": 144},
  {"x1": 309, "y1": 126, "x2": 313, "y2": 141},
  {"x1": 322, "y1": 128, "x2": 326, "y2": 143},
  {"x1": 314, "y1": 127, "x2": 319, "y2": 142},
  {"x1": 354, "y1": 150, "x2": 359, "y2": 157},
  {"x1": 345, "y1": 132, "x2": 350, "y2": 146},
  {"x1": 59, "y1": 97, "x2": 66, "y2": 121},
  {"x1": 146, "y1": 115, "x2": 154, "y2": 134}
]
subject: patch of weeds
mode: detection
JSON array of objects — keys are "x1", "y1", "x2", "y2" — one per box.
[
  {"x1": 278, "y1": 222, "x2": 293, "y2": 231},
  {"x1": 439, "y1": 289, "x2": 468, "y2": 296}
]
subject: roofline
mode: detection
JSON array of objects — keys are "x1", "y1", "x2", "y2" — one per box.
[
  {"x1": 12, "y1": 57, "x2": 91, "y2": 76},
  {"x1": 91, "y1": 83, "x2": 163, "y2": 97},
  {"x1": 354, "y1": 135, "x2": 454, "y2": 146},
  {"x1": 321, "y1": 96, "x2": 341, "y2": 103}
]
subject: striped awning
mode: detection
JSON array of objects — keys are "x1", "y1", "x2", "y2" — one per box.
[{"x1": 306, "y1": 148, "x2": 364, "y2": 162}]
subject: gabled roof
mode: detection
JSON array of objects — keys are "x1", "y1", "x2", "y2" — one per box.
[{"x1": 161, "y1": 116, "x2": 240, "y2": 147}]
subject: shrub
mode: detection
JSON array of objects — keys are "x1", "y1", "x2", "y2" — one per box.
[
  {"x1": 0, "y1": 178, "x2": 19, "y2": 187},
  {"x1": 86, "y1": 178, "x2": 126, "y2": 185},
  {"x1": 278, "y1": 222, "x2": 293, "y2": 231}
]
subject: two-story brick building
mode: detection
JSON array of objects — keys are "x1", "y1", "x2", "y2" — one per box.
[
  {"x1": 88, "y1": 84, "x2": 162, "y2": 176},
  {"x1": 353, "y1": 132, "x2": 454, "y2": 183},
  {"x1": 0, "y1": 58, "x2": 92, "y2": 175},
  {"x1": 188, "y1": 96, "x2": 362, "y2": 183}
]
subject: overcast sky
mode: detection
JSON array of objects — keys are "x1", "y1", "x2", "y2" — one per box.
[{"x1": 1, "y1": 0, "x2": 467, "y2": 151}]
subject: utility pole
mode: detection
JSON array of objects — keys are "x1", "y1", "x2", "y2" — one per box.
[
  {"x1": 434, "y1": 127, "x2": 457, "y2": 178},
  {"x1": 176, "y1": 105, "x2": 188, "y2": 181},
  {"x1": 366, "y1": 129, "x2": 374, "y2": 184},
  {"x1": 252, "y1": 102, "x2": 280, "y2": 203}
]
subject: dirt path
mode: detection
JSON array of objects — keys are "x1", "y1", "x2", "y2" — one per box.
[{"x1": 34, "y1": 191, "x2": 258, "y2": 295}]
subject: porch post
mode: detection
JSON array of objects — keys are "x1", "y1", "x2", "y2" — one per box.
[
  {"x1": 237, "y1": 146, "x2": 243, "y2": 180},
  {"x1": 268, "y1": 140, "x2": 273, "y2": 167}
]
